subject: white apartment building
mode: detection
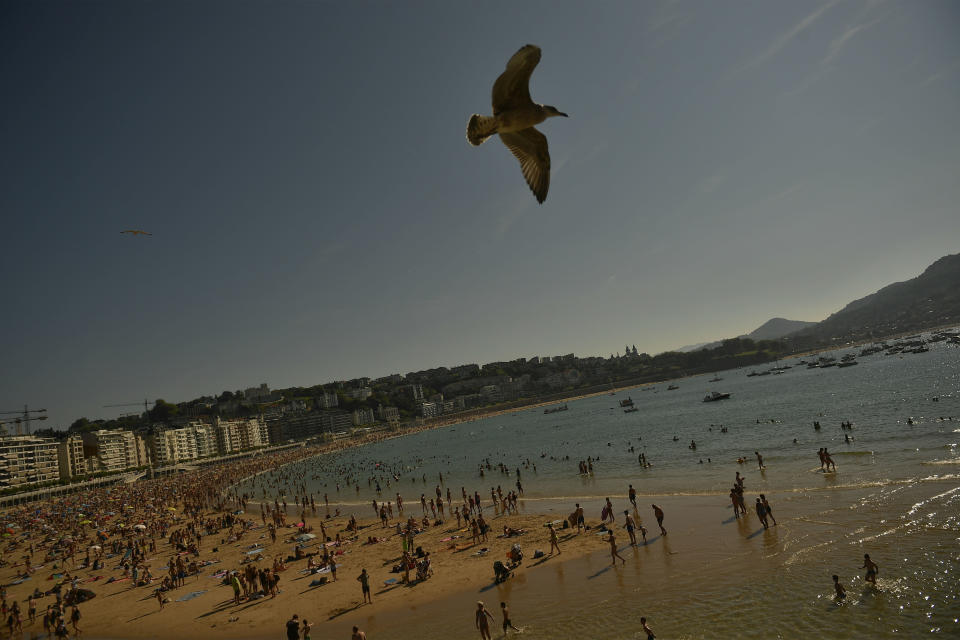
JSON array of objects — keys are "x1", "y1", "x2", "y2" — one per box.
[
  {"x1": 348, "y1": 387, "x2": 372, "y2": 401},
  {"x1": 352, "y1": 407, "x2": 375, "y2": 426},
  {"x1": 375, "y1": 405, "x2": 400, "y2": 422},
  {"x1": 316, "y1": 391, "x2": 339, "y2": 409},
  {"x1": 81, "y1": 429, "x2": 144, "y2": 473},
  {"x1": 0, "y1": 435, "x2": 60, "y2": 488},
  {"x1": 419, "y1": 402, "x2": 441, "y2": 419},
  {"x1": 57, "y1": 434, "x2": 86, "y2": 480},
  {"x1": 214, "y1": 417, "x2": 269, "y2": 454},
  {"x1": 411, "y1": 384, "x2": 425, "y2": 401}
]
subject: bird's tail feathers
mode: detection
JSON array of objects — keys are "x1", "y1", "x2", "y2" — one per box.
[{"x1": 466, "y1": 114, "x2": 497, "y2": 146}]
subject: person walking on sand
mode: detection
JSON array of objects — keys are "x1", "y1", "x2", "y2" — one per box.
[
  {"x1": 500, "y1": 602, "x2": 520, "y2": 634},
  {"x1": 641, "y1": 616, "x2": 656, "y2": 639},
  {"x1": 628, "y1": 484, "x2": 637, "y2": 509},
  {"x1": 476, "y1": 601, "x2": 496, "y2": 640},
  {"x1": 755, "y1": 451, "x2": 765, "y2": 470},
  {"x1": 357, "y1": 568, "x2": 372, "y2": 604},
  {"x1": 575, "y1": 503, "x2": 585, "y2": 533},
  {"x1": 624, "y1": 511, "x2": 638, "y2": 545},
  {"x1": 606, "y1": 530, "x2": 626, "y2": 566},
  {"x1": 862, "y1": 554, "x2": 879, "y2": 585},
  {"x1": 832, "y1": 574, "x2": 846, "y2": 600},
  {"x1": 548, "y1": 522, "x2": 561, "y2": 555},
  {"x1": 286, "y1": 615, "x2": 301, "y2": 640},
  {"x1": 760, "y1": 494, "x2": 777, "y2": 526},
  {"x1": 651, "y1": 504, "x2": 667, "y2": 536}
]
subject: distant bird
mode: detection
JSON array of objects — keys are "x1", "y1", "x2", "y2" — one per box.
[
  {"x1": 120, "y1": 230, "x2": 152, "y2": 236},
  {"x1": 466, "y1": 44, "x2": 567, "y2": 204}
]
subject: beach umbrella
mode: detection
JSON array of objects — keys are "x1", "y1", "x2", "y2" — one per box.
[
  {"x1": 133, "y1": 524, "x2": 146, "y2": 530},
  {"x1": 88, "y1": 545, "x2": 101, "y2": 551},
  {"x1": 167, "y1": 507, "x2": 177, "y2": 511}
]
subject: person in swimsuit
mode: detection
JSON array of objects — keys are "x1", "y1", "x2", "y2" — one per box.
[
  {"x1": 760, "y1": 494, "x2": 777, "y2": 526},
  {"x1": 832, "y1": 574, "x2": 846, "y2": 600},
  {"x1": 641, "y1": 616, "x2": 656, "y2": 639},
  {"x1": 651, "y1": 504, "x2": 667, "y2": 536},
  {"x1": 755, "y1": 498, "x2": 769, "y2": 529},
  {"x1": 606, "y1": 531, "x2": 626, "y2": 566},
  {"x1": 862, "y1": 554, "x2": 878, "y2": 585},
  {"x1": 357, "y1": 568, "x2": 372, "y2": 604},
  {"x1": 548, "y1": 523, "x2": 561, "y2": 555},
  {"x1": 500, "y1": 602, "x2": 520, "y2": 634},
  {"x1": 475, "y1": 601, "x2": 495, "y2": 640},
  {"x1": 624, "y1": 511, "x2": 637, "y2": 545}
]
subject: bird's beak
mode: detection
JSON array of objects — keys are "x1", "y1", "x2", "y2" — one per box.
[{"x1": 559, "y1": 112, "x2": 569, "y2": 117}]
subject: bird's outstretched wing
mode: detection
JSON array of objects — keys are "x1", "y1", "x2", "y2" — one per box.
[
  {"x1": 499, "y1": 127, "x2": 551, "y2": 204},
  {"x1": 492, "y1": 44, "x2": 541, "y2": 114},
  {"x1": 121, "y1": 230, "x2": 152, "y2": 236}
]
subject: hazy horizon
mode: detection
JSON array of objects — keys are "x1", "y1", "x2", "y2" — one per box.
[{"x1": 2, "y1": 1, "x2": 958, "y2": 428}]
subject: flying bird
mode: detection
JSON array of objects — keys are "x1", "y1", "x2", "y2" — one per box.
[
  {"x1": 120, "y1": 230, "x2": 152, "y2": 236},
  {"x1": 466, "y1": 44, "x2": 567, "y2": 204}
]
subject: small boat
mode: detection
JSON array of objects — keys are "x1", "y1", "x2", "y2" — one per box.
[
  {"x1": 623, "y1": 407, "x2": 638, "y2": 414},
  {"x1": 543, "y1": 404, "x2": 568, "y2": 415},
  {"x1": 619, "y1": 397, "x2": 634, "y2": 408},
  {"x1": 703, "y1": 391, "x2": 731, "y2": 402},
  {"x1": 667, "y1": 384, "x2": 679, "y2": 391}
]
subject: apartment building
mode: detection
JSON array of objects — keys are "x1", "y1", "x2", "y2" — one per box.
[
  {"x1": 375, "y1": 405, "x2": 400, "y2": 423},
  {"x1": 57, "y1": 434, "x2": 86, "y2": 480},
  {"x1": 81, "y1": 429, "x2": 144, "y2": 473},
  {"x1": 0, "y1": 435, "x2": 60, "y2": 488},
  {"x1": 352, "y1": 407, "x2": 375, "y2": 426}
]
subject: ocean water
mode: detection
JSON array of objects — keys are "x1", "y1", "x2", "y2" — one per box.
[{"x1": 241, "y1": 335, "x2": 960, "y2": 638}]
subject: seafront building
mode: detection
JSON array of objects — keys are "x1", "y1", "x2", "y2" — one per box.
[
  {"x1": 81, "y1": 429, "x2": 148, "y2": 473},
  {"x1": 57, "y1": 434, "x2": 86, "y2": 479},
  {"x1": 0, "y1": 435, "x2": 61, "y2": 488}
]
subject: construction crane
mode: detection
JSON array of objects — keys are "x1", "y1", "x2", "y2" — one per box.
[
  {"x1": 0, "y1": 406, "x2": 47, "y2": 435},
  {"x1": 103, "y1": 399, "x2": 155, "y2": 415}
]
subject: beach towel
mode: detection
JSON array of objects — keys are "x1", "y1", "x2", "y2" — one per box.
[
  {"x1": 175, "y1": 590, "x2": 206, "y2": 602},
  {"x1": 245, "y1": 548, "x2": 265, "y2": 555},
  {"x1": 210, "y1": 570, "x2": 228, "y2": 580},
  {"x1": 313, "y1": 564, "x2": 340, "y2": 574},
  {"x1": 10, "y1": 577, "x2": 29, "y2": 585},
  {"x1": 308, "y1": 578, "x2": 327, "y2": 587},
  {"x1": 383, "y1": 578, "x2": 398, "y2": 585}
]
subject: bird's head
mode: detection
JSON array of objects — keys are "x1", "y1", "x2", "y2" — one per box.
[{"x1": 543, "y1": 105, "x2": 568, "y2": 118}]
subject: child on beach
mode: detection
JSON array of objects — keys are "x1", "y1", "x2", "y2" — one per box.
[{"x1": 832, "y1": 575, "x2": 846, "y2": 600}]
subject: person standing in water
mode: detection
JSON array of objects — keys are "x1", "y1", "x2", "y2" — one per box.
[
  {"x1": 832, "y1": 574, "x2": 846, "y2": 600},
  {"x1": 500, "y1": 602, "x2": 520, "y2": 635},
  {"x1": 862, "y1": 554, "x2": 879, "y2": 585},
  {"x1": 641, "y1": 616, "x2": 656, "y2": 639},
  {"x1": 651, "y1": 504, "x2": 667, "y2": 536},
  {"x1": 606, "y1": 530, "x2": 626, "y2": 566},
  {"x1": 755, "y1": 451, "x2": 765, "y2": 470},
  {"x1": 475, "y1": 601, "x2": 495, "y2": 640},
  {"x1": 760, "y1": 494, "x2": 777, "y2": 526},
  {"x1": 624, "y1": 511, "x2": 638, "y2": 545}
]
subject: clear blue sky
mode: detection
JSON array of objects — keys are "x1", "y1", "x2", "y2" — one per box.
[{"x1": 2, "y1": 1, "x2": 958, "y2": 428}]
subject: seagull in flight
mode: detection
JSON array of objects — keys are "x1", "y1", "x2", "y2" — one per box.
[
  {"x1": 466, "y1": 44, "x2": 567, "y2": 204},
  {"x1": 120, "y1": 230, "x2": 152, "y2": 236}
]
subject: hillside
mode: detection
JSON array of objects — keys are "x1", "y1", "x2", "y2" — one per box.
[
  {"x1": 675, "y1": 317, "x2": 816, "y2": 352},
  {"x1": 748, "y1": 317, "x2": 816, "y2": 341},
  {"x1": 790, "y1": 253, "x2": 960, "y2": 344}
]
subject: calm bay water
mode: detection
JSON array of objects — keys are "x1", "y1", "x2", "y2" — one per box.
[{"x1": 243, "y1": 334, "x2": 960, "y2": 638}]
